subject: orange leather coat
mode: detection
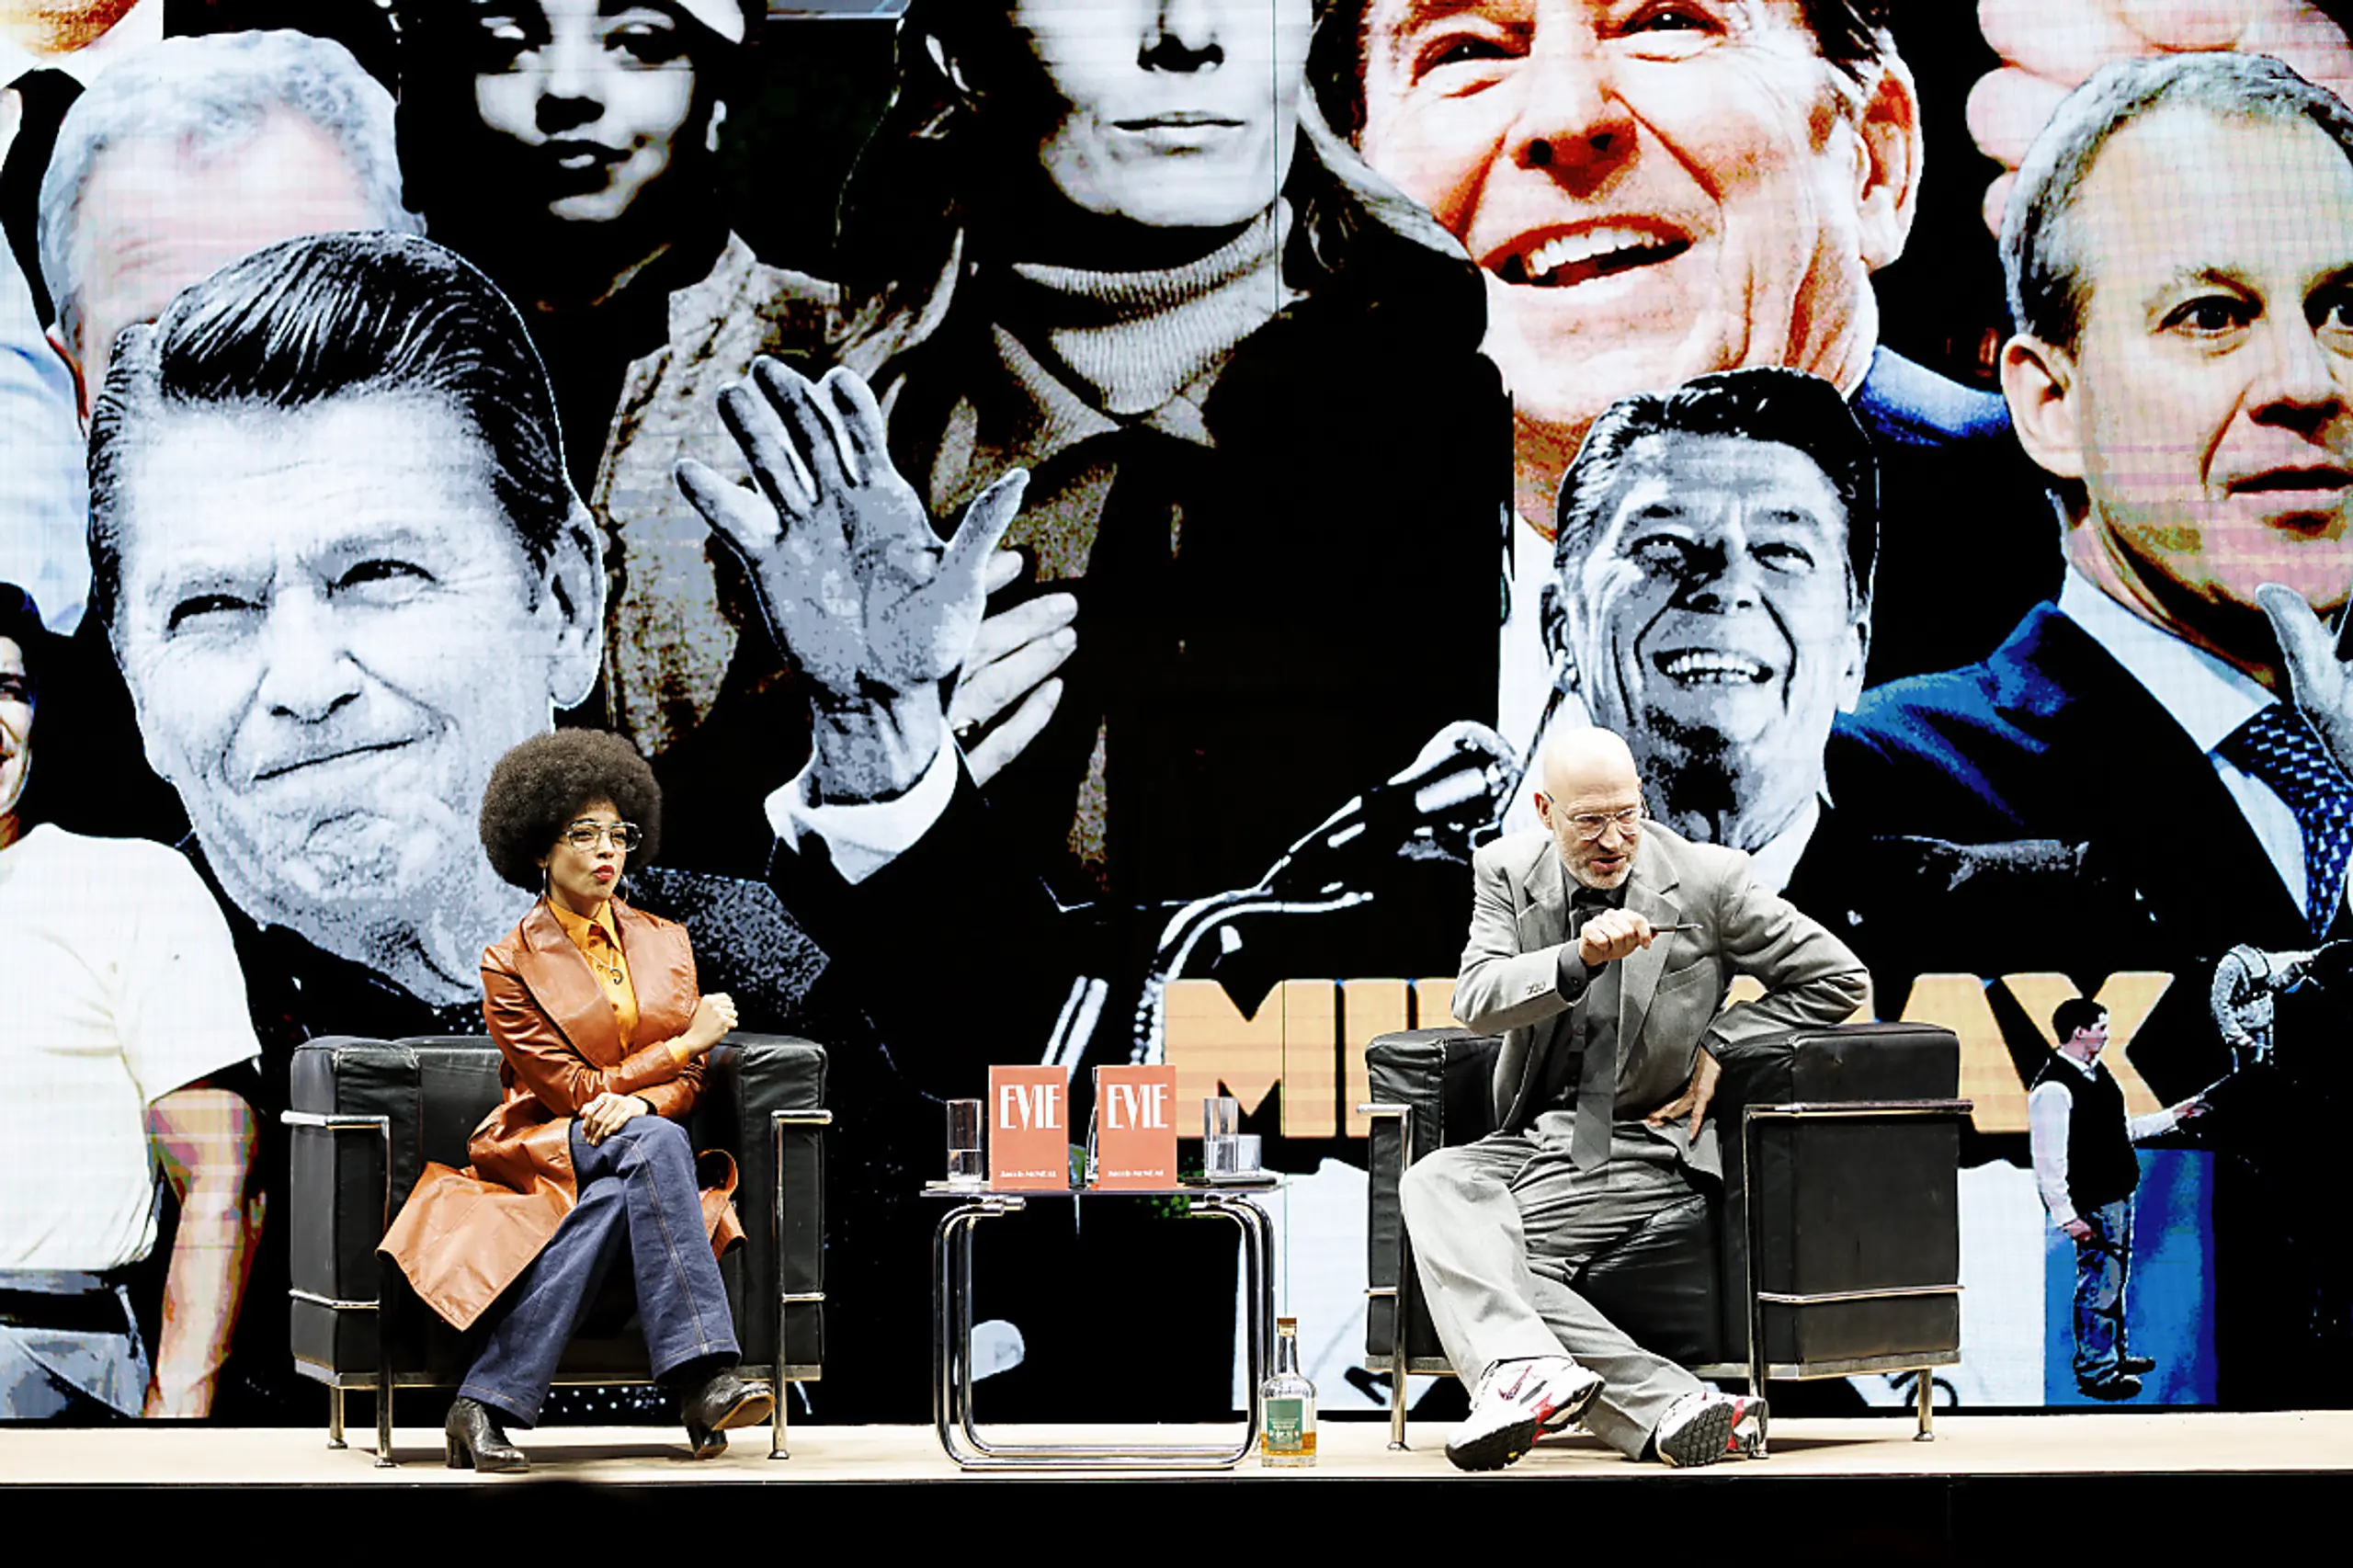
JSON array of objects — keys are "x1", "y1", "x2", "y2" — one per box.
[{"x1": 379, "y1": 898, "x2": 745, "y2": 1330}]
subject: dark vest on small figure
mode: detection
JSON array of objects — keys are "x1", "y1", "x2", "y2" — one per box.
[{"x1": 2031, "y1": 1055, "x2": 2142, "y2": 1211}]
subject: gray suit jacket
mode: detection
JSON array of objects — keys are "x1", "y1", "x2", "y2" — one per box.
[{"x1": 1454, "y1": 823, "x2": 1869, "y2": 1178}]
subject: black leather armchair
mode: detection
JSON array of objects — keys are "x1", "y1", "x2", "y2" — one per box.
[
  {"x1": 1362, "y1": 1021, "x2": 1967, "y2": 1450},
  {"x1": 283, "y1": 1033, "x2": 828, "y2": 1464}
]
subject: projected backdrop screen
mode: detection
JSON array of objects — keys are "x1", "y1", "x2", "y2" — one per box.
[{"x1": 6, "y1": 0, "x2": 2352, "y2": 1425}]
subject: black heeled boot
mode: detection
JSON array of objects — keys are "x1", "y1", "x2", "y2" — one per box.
[
  {"x1": 679, "y1": 1366, "x2": 774, "y2": 1459},
  {"x1": 445, "y1": 1396, "x2": 529, "y2": 1472}
]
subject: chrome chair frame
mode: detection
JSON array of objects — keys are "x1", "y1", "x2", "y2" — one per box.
[
  {"x1": 281, "y1": 1104, "x2": 831, "y2": 1465},
  {"x1": 1359, "y1": 1094, "x2": 1971, "y2": 1455}
]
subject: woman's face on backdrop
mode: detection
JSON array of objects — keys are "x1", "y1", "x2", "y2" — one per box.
[
  {"x1": 468, "y1": 0, "x2": 708, "y2": 229},
  {"x1": 0, "y1": 636, "x2": 32, "y2": 831},
  {"x1": 966, "y1": 0, "x2": 1313, "y2": 233}
]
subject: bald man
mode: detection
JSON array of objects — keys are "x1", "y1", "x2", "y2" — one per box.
[{"x1": 1403, "y1": 728, "x2": 1868, "y2": 1471}]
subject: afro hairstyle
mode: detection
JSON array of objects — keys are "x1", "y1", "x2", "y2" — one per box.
[{"x1": 480, "y1": 730, "x2": 663, "y2": 891}]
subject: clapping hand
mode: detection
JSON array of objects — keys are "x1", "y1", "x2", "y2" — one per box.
[
  {"x1": 677, "y1": 359, "x2": 1029, "y2": 803},
  {"x1": 949, "y1": 550, "x2": 1076, "y2": 787},
  {"x1": 1971, "y1": 2, "x2": 2353, "y2": 233},
  {"x1": 2256, "y1": 583, "x2": 2353, "y2": 782}
]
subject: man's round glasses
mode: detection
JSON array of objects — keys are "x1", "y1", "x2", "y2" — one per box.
[
  {"x1": 1566, "y1": 806, "x2": 1644, "y2": 842},
  {"x1": 562, "y1": 821, "x2": 642, "y2": 851}
]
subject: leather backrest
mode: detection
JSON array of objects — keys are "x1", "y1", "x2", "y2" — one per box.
[{"x1": 395, "y1": 1037, "x2": 506, "y2": 1172}]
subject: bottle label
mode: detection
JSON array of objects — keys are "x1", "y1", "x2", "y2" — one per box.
[{"x1": 1263, "y1": 1398, "x2": 1305, "y2": 1449}]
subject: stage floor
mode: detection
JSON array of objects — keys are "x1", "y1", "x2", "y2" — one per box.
[{"x1": 4, "y1": 1412, "x2": 2349, "y2": 1485}]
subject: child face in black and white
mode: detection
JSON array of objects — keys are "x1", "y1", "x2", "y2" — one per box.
[{"x1": 464, "y1": 0, "x2": 711, "y2": 230}]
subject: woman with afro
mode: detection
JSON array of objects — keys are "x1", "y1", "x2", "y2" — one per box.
[{"x1": 381, "y1": 729, "x2": 765, "y2": 1471}]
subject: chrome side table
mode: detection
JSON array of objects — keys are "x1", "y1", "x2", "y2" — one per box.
[{"x1": 926, "y1": 1181, "x2": 1279, "y2": 1470}]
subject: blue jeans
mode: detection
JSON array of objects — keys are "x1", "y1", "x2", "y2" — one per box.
[
  {"x1": 459, "y1": 1116, "x2": 737, "y2": 1426},
  {"x1": 2072, "y1": 1198, "x2": 2132, "y2": 1385}
]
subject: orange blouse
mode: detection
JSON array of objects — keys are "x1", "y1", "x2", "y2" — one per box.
[{"x1": 549, "y1": 897, "x2": 638, "y2": 1048}]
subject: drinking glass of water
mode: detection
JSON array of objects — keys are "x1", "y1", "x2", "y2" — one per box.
[
  {"x1": 946, "y1": 1098, "x2": 985, "y2": 1186},
  {"x1": 1204, "y1": 1096, "x2": 1252, "y2": 1177}
]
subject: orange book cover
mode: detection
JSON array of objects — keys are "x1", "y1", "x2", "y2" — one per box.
[
  {"x1": 1093, "y1": 1064, "x2": 1178, "y2": 1190},
  {"x1": 989, "y1": 1065, "x2": 1069, "y2": 1190}
]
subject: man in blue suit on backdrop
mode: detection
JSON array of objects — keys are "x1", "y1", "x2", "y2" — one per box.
[
  {"x1": 1836, "y1": 51, "x2": 2353, "y2": 967},
  {"x1": 1833, "y1": 51, "x2": 2353, "y2": 1402}
]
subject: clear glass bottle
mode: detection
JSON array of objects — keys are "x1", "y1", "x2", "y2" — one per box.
[{"x1": 1258, "y1": 1316, "x2": 1317, "y2": 1467}]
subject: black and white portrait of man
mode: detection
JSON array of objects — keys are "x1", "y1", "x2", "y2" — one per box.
[
  {"x1": 85, "y1": 228, "x2": 829, "y2": 1034},
  {"x1": 87, "y1": 233, "x2": 604, "y2": 1013},
  {"x1": 1540, "y1": 368, "x2": 1877, "y2": 890}
]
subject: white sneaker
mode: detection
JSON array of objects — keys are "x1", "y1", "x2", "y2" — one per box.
[
  {"x1": 1654, "y1": 1389, "x2": 1768, "y2": 1467},
  {"x1": 1443, "y1": 1356, "x2": 1605, "y2": 1471}
]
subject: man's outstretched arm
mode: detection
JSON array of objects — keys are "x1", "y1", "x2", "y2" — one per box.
[{"x1": 144, "y1": 1085, "x2": 262, "y2": 1418}]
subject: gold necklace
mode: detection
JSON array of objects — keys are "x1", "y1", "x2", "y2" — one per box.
[
  {"x1": 574, "y1": 917, "x2": 624, "y2": 987},
  {"x1": 550, "y1": 891, "x2": 626, "y2": 987}
]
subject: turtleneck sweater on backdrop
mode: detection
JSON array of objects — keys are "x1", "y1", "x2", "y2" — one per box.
[{"x1": 769, "y1": 195, "x2": 1510, "y2": 1087}]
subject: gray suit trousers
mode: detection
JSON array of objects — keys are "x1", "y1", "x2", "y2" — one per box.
[{"x1": 1399, "y1": 1110, "x2": 1706, "y2": 1458}]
